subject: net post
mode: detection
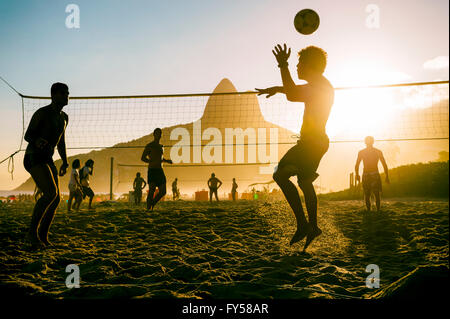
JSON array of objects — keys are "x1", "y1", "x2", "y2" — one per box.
[
  {"x1": 110, "y1": 157, "x2": 114, "y2": 200},
  {"x1": 349, "y1": 172, "x2": 354, "y2": 189}
]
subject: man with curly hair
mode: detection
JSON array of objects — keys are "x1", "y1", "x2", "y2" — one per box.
[{"x1": 256, "y1": 45, "x2": 334, "y2": 252}]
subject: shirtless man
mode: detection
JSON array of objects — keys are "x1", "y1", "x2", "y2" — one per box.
[
  {"x1": 207, "y1": 173, "x2": 222, "y2": 202},
  {"x1": 133, "y1": 172, "x2": 147, "y2": 205},
  {"x1": 355, "y1": 136, "x2": 390, "y2": 212},
  {"x1": 23, "y1": 82, "x2": 69, "y2": 248},
  {"x1": 172, "y1": 178, "x2": 180, "y2": 200},
  {"x1": 80, "y1": 159, "x2": 95, "y2": 210},
  {"x1": 141, "y1": 128, "x2": 172, "y2": 211},
  {"x1": 67, "y1": 159, "x2": 83, "y2": 212},
  {"x1": 231, "y1": 178, "x2": 238, "y2": 201},
  {"x1": 256, "y1": 44, "x2": 334, "y2": 252}
]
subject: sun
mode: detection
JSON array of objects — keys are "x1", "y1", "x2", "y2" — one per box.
[
  {"x1": 326, "y1": 61, "x2": 414, "y2": 140},
  {"x1": 326, "y1": 88, "x2": 399, "y2": 140}
]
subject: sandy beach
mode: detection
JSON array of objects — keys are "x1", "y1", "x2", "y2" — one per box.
[{"x1": 0, "y1": 198, "x2": 448, "y2": 299}]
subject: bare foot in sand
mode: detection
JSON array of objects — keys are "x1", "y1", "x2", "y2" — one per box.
[
  {"x1": 26, "y1": 232, "x2": 45, "y2": 250},
  {"x1": 303, "y1": 227, "x2": 322, "y2": 252},
  {"x1": 40, "y1": 237, "x2": 53, "y2": 247},
  {"x1": 290, "y1": 225, "x2": 310, "y2": 246}
]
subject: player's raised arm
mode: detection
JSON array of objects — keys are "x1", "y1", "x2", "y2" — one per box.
[
  {"x1": 274, "y1": 43, "x2": 310, "y2": 102},
  {"x1": 379, "y1": 151, "x2": 390, "y2": 183},
  {"x1": 255, "y1": 86, "x2": 284, "y2": 98}
]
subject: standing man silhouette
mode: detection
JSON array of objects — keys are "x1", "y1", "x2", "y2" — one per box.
[
  {"x1": 133, "y1": 172, "x2": 147, "y2": 205},
  {"x1": 23, "y1": 82, "x2": 69, "y2": 248},
  {"x1": 141, "y1": 128, "x2": 173, "y2": 211},
  {"x1": 172, "y1": 178, "x2": 180, "y2": 200},
  {"x1": 207, "y1": 173, "x2": 222, "y2": 202},
  {"x1": 256, "y1": 44, "x2": 334, "y2": 251},
  {"x1": 67, "y1": 159, "x2": 83, "y2": 212},
  {"x1": 231, "y1": 178, "x2": 238, "y2": 201},
  {"x1": 80, "y1": 159, "x2": 95, "y2": 210},
  {"x1": 355, "y1": 136, "x2": 390, "y2": 211}
]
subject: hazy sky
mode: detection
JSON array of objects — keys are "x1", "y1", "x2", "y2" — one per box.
[{"x1": 0, "y1": 0, "x2": 448, "y2": 190}]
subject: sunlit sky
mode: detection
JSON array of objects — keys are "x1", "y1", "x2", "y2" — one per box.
[{"x1": 0, "y1": 0, "x2": 448, "y2": 190}]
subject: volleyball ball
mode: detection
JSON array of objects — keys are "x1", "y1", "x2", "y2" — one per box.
[{"x1": 294, "y1": 9, "x2": 320, "y2": 35}]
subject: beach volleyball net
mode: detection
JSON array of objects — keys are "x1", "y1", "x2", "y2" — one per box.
[
  {"x1": 18, "y1": 80, "x2": 449, "y2": 150},
  {"x1": 1, "y1": 80, "x2": 448, "y2": 194}
]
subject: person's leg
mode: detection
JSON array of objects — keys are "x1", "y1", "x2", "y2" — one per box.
[
  {"x1": 364, "y1": 189, "x2": 371, "y2": 211},
  {"x1": 67, "y1": 192, "x2": 74, "y2": 212},
  {"x1": 88, "y1": 195, "x2": 93, "y2": 209},
  {"x1": 214, "y1": 189, "x2": 219, "y2": 201},
  {"x1": 273, "y1": 165, "x2": 309, "y2": 245},
  {"x1": 274, "y1": 166, "x2": 308, "y2": 225},
  {"x1": 83, "y1": 187, "x2": 94, "y2": 209},
  {"x1": 27, "y1": 163, "x2": 59, "y2": 246},
  {"x1": 147, "y1": 183, "x2": 156, "y2": 210},
  {"x1": 374, "y1": 191, "x2": 381, "y2": 211},
  {"x1": 298, "y1": 180, "x2": 318, "y2": 229},
  {"x1": 152, "y1": 184, "x2": 166, "y2": 208},
  {"x1": 209, "y1": 188, "x2": 213, "y2": 202},
  {"x1": 74, "y1": 194, "x2": 81, "y2": 211},
  {"x1": 298, "y1": 179, "x2": 323, "y2": 251},
  {"x1": 36, "y1": 163, "x2": 60, "y2": 246}
]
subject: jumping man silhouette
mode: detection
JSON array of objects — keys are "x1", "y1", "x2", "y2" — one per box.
[{"x1": 256, "y1": 44, "x2": 334, "y2": 251}]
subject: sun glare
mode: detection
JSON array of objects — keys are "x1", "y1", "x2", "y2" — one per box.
[
  {"x1": 327, "y1": 88, "x2": 398, "y2": 140},
  {"x1": 325, "y1": 61, "x2": 445, "y2": 140}
]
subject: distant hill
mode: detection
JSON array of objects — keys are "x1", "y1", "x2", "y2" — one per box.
[
  {"x1": 15, "y1": 78, "x2": 296, "y2": 194},
  {"x1": 321, "y1": 160, "x2": 449, "y2": 200}
]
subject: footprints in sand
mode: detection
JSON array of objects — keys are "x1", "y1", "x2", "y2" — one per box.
[{"x1": 0, "y1": 200, "x2": 447, "y2": 299}]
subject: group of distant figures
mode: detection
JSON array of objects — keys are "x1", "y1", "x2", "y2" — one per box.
[
  {"x1": 66, "y1": 159, "x2": 95, "y2": 212},
  {"x1": 131, "y1": 172, "x2": 240, "y2": 204},
  {"x1": 32, "y1": 158, "x2": 96, "y2": 212},
  {"x1": 22, "y1": 43, "x2": 390, "y2": 251}
]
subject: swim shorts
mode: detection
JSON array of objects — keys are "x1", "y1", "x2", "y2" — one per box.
[
  {"x1": 147, "y1": 168, "x2": 166, "y2": 186},
  {"x1": 23, "y1": 153, "x2": 54, "y2": 173},
  {"x1": 362, "y1": 172, "x2": 382, "y2": 193},
  {"x1": 277, "y1": 134, "x2": 329, "y2": 182}
]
